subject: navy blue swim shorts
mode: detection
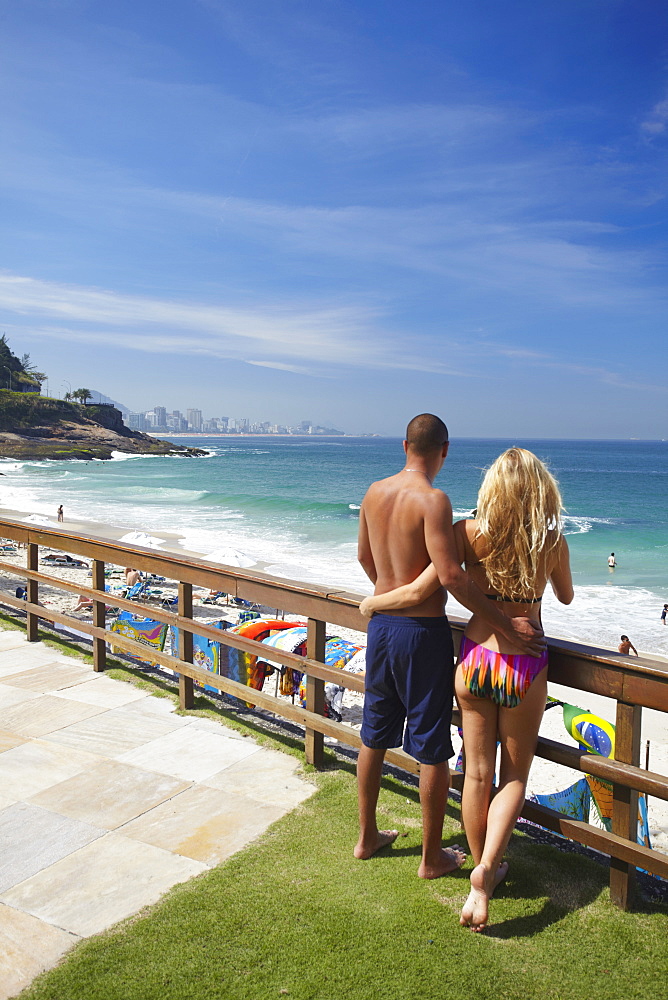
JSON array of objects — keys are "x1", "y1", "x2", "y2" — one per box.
[{"x1": 360, "y1": 613, "x2": 455, "y2": 765}]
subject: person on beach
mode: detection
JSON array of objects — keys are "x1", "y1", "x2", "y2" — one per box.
[
  {"x1": 72, "y1": 594, "x2": 93, "y2": 613},
  {"x1": 57, "y1": 505, "x2": 63, "y2": 522},
  {"x1": 360, "y1": 447, "x2": 573, "y2": 930},
  {"x1": 618, "y1": 635, "x2": 638, "y2": 656},
  {"x1": 355, "y1": 418, "x2": 546, "y2": 883},
  {"x1": 124, "y1": 567, "x2": 141, "y2": 588},
  {"x1": 608, "y1": 553, "x2": 616, "y2": 569},
  {"x1": 661, "y1": 605, "x2": 667, "y2": 625}
]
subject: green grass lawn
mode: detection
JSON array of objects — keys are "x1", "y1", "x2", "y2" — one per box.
[
  {"x1": 3, "y1": 620, "x2": 667, "y2": 1000},
  {"x1": 21, "y1": 764, "x2": 668, "y2": 1000}
]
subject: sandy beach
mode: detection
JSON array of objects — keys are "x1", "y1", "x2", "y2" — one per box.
[{"x1": 0, "y1": 505, "x2": 665, "y2": 858}]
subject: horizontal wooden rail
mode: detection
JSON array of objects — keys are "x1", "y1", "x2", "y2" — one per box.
[
  {"x1": 450, "y1": 707, "x2": 668, "y2": 802},
  {"x1": 0, "y1": 561, "x2": 367, "y2": 694},
  {"x1": 0, "y1": 517, "x2": 667, "y2": 909}
]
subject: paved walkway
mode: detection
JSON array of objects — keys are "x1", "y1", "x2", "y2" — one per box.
[{"x1": 0, "y1": 628, "x2": 315, "y2": 999}]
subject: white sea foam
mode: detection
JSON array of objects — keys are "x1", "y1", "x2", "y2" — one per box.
[
  {"x1": 446, "y1": 584, "x2": 668, "y2": 659},
  {"x1": 562, "y1": 514, "x2": 615, "y2": 535}
]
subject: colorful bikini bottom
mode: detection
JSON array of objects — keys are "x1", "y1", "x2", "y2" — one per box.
[{"x1": 459, "y1": 635, "x2": 548, "y2": 708}]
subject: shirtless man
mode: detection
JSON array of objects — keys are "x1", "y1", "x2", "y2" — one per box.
[
  {"x1": 618, "y1": 635, "x2": 638, "y2": 656},
  {"x1": 354, "y1": 414, "x2": 545, "y2": 878},
  {"x1": 125, "y1": 567, "x2": 141, "y2": 588}
]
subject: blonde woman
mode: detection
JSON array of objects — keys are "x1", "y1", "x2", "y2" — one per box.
[{"x1": 360, "y1": 448, "x2": 573, "y2": 930}]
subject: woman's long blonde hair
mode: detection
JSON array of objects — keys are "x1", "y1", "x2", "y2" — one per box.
[{"x1": 476, "y1": 448, "x2": 564, "y2": 600}]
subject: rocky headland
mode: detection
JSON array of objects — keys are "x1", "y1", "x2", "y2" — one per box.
[{"x1": 0, "y1": 392, "x2": 205, "y2": 461}]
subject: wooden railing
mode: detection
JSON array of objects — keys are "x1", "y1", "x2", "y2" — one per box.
[{"x1": 0, "y1": 519, "x2": 666, "y2": 910}]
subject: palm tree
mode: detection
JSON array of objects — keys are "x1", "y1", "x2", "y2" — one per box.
[{"x1": 73, "y1": 388, "x2": 93, "y2": 404}]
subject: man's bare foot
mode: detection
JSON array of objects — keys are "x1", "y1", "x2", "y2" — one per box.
[
  {"x1": 353, "y1": 829, "x2": 399, "y2": 860},
  {"x1": 460, "y1": 863, "x2": 493, "y2": 931},
  {"x1": 418, "y1": 844, "x2": 466, "y2": 879}
]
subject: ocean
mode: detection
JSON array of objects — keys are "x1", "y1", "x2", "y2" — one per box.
[{"x1": 0, "y1": 437, "x2": 666, "y2": 658}]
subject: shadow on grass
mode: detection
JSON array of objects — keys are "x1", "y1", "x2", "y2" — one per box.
[{"x1": 477, "y1": 838, "x2": 607, "y2": 938}]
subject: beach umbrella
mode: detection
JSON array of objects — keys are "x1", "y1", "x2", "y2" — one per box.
[
  {"x1": 204, "y1": 546, "x2": 256, "y2": 568},
  {"x1": 119, "y1": 530, "x2": 164, "y2": 549},
  {"x1": 23, "y1": 514, "x2": 52, "y2": 525}
]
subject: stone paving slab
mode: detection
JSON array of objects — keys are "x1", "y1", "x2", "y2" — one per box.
[
  {"x1": 0, "y1": 640, "x2": 69, "y2": 677},
  {"x1": 0, "y1": 648, "x2": 62, "y2": 678},
  {"x1": 0, "y1": 685, "x2": 41, "y2": 711},
  {"x1": 0, "y1": 833, "x2": 207, "y2": 937},
  {"x1": 41, "y1": 703, "x2": 189, "y2": 757},
  {"x1": 0, "y1": 629, "x2": 316, "y2": 996},
  {"x1": 120, "y1": 784, "x2": 287, "y2": 865},
  {"x1": 0, "y1": 903, "x2": 79, "y2": 1000},
  {"x1": 0, "y1": 729, "x2": 28, "y2": 753},
  {"x1": 0, "y1": 660, "x2": 95, "y2": 693},
  {"x1": 0, "y1": 693, "x2": 106, "y2": 738},
  {"x1": 52, "y1": 674, "x2": 149, "y2": 709},
  {"x1": 0, "y1": 802, "x2": 104, "y2": 893},
  {"x1": 0, "y1": 631, "x2": 30, "y2": 651},
  {"x1": 0, "y1": 791, "x2": 19, "y2": 811},
  {"x1": 186, "y1": 715, "x2": 256, "y2": 741},
  {"x1": 117, "y1": 723, "x2": 262, "y2": 782},
  {"x1": 119, "y1": 691, "x2": 193, "y2": 720},
  {"x1": 30, "y1": 759, "x2": 190, "y2": 829},
  {"x1": 0, "y1": 739, "x2": 103, "y2": 799},
  {"x1": 203, "y1": 747, "x2": 316, "y2": 809}
]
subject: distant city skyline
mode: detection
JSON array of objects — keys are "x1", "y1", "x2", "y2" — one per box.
[
  {"x1": 127, "y1": 406, "x2": 341, "y2": 436},
  {"x1": 1, "y1": 3, "x2": 666, "y2": 438}
]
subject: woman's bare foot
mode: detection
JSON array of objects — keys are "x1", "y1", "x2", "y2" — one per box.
[
  {"x1": 460, "y1": 863, "x2": 493, "y2": 931},
  {"x1": 418, "y1": 845, "x2": 466, "y2": 879},
  {"x1": 354, "y1": 829, "x2": 399, "y2": 860},
  {"x1": 489, "y1": 861, "x2": 508, "y2": 898}
]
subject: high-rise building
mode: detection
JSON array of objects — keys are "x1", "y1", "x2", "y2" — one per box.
[
  {"x1": 128, "y1": 413, "x2": 147, "y2": 432},
  {"x1": 153, "y1": 406, "x2": 167, "y2": 427},
  {"x1": 186, "y1": 408, "x2": 203, "y2": 431}
]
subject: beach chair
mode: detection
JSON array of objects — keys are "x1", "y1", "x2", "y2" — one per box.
[
  {"x1": 126, "y1": 580, "x2": 150, "y2": 603},
  {"x1": 202, "y1": 591, "x2": 227, "y2": 605},
  {"x1": 160, "y1": 594, "x2": 179, "y2": 611}
]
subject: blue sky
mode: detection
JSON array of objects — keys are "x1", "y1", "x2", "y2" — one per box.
[{"x1": 0, "y1": 0, "x2": 666, "y2": 437}]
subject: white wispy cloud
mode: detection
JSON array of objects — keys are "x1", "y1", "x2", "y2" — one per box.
[
  {"x1": 0, "y1": 273, "x2": 466, "y2": 377},
  {"x1": 2, "y1": 273, "x2": 663, "y2": 397},
  {"x1": 640, "y1": 95, "x2": 668, "y2": 135}
]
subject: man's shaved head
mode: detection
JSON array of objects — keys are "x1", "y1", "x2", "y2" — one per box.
[{"x1": 405, "y1": 414, "x2": 449, "y2": 456}]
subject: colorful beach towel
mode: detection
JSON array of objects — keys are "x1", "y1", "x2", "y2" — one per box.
[
  {"x1": 109, "y1": 611, "x2": 167, "y2": 668},
  {"x1": 531, "y1": 778, "x2": 591, "y2": 822}
]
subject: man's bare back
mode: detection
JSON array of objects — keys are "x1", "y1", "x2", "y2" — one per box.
[{"x1": 359, "y1": 470, "x2": 449, "y2": 617}]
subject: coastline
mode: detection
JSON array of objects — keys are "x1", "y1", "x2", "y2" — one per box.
[{"x1": 0, "y1": 508, "x2": 203, "y2": 559}]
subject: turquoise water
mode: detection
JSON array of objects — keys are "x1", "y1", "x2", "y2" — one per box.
[{"x1": 0, "y1": 437, "x2": 666, "y2": 656}]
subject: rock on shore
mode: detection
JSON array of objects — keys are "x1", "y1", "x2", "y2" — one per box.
[{"x1": 0, "y1": 393, "x2": 205, "y2": 460}]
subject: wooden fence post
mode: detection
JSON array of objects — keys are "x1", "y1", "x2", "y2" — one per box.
[
  {"x1": 92, "y1": 559, "x2": 107, "y2": 672},
  {"x1": 26, "y1": 542, "x2": 39, "y2": 642},
  {"x1": 610, "y1": 701, "x2": 642, "y2": 909},
  {"x1": 178, "y1": 581, "x2": 195, "y2": 710},
  {"x1": 305, "y1": 617, "x2": 326, "y2": 767}
]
